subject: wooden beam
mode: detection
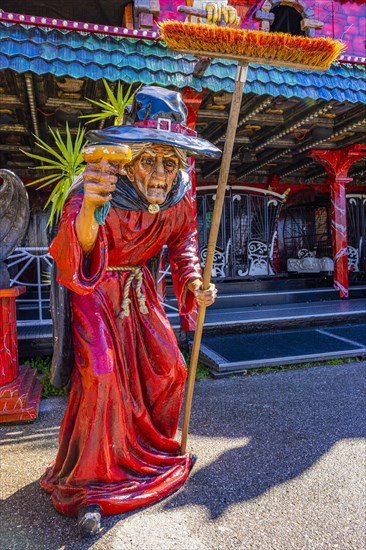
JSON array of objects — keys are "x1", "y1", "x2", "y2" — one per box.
[
  {"x1": 45, "y1": 98, "x2": 94, "y2": 110},
  {"x1": 0, "y1": 125, "x2": 27, "y2": 133},
  {"x1": 216, "y1": 136, "x2": 250, "y2": 144},
  {"x1": 197, "y1": 110, "x2": 228, "y2": 120},
  {"x1": 0, "y1": 95, "x2": 22, "y2": 107},
  {"x1": 0, "y1": 145, "x2": 31, "y2": 152},
  {"x1": 248, "y1": 113, "x2": 284, "y2": 125}
]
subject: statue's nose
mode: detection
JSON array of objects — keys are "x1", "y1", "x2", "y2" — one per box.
[{"x1": 154, "y1": 159, "x2": 165, "y2": 177}]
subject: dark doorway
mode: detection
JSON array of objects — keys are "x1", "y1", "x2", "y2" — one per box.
[
  {"x1": 270, "y1": 6, "x2": 305, "y2": 36},
  {"x1": 279, "y1": 190, "x2": 332, "y2": 275}
]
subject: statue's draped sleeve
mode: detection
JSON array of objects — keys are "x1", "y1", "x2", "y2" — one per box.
[
  {"x1": 49, "y1": 195, "x2": 108, "y2": 295},
  {"x1": 167, "y1": 194, "x2": 202, "y2": 316}
]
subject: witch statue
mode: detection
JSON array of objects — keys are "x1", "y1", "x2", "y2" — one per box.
[{"x1": 40, "y1": 86, "x2": 221, "y2": 536}]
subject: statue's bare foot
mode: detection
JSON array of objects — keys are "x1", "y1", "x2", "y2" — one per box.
[{"x1": 77, "y1": 504, "x2": 102, "y2": 538}]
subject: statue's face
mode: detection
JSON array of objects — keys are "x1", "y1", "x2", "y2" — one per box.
[{"x1": 125, "y1": 144, "x2": 179, "y2": 204}]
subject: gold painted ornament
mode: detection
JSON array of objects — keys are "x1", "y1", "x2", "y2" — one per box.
[{"x1": 148, "y1": 204, "x2": 160, "y2": 214}]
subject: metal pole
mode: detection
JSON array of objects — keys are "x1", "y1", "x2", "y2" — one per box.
[{"x1": 181, "y1": 61, "x2": 248, "y2": 453}]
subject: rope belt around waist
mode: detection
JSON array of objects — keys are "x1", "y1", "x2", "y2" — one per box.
[{"x1": 106, "y1": 266, "x2": 148, "y2": 318}]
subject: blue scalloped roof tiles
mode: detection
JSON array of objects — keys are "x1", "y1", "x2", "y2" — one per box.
[
  {"x1": 205, "y1": 60, "x2": 366, "y2": 102},
  {"x1": 0, "y1": 21, "x2": 204, "y2": 88},
  {"x1": 0, "y1": 21, "x2": 365, "y2": 103}
]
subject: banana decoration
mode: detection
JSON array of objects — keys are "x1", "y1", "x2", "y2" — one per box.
[
  {"x1": 223, "y1": 4, "x2": 240, "y2": 26},
  {"x1": 178, "y1": 2, "x2": 240, "y2": 27},
  {"x1": 206, "y1": 2, "x2": 240, "y2": 26},
  {"x1": 206, "y1": 2, "x2": 220, "y2": 24}
]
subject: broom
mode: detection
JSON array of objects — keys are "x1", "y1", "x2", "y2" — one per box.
[
  {"x1": 160, "y1": 21, "x2": 346, "y2": 71},
  {"x1": 159, "y1": 17, "x2": 346, "y2": 454}
]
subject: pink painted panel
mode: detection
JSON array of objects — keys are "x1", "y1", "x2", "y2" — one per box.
[
  {"x1": 316, "y1": 0, "x2": 366, "y2": 57},
  {"x1": 1, "y1": 1, "x2": 364, "y2": 59},
  {"x1": 160, "y1": 0, "x2": 366, "y2": 59}
]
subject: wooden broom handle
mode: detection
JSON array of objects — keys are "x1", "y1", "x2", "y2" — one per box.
[{"x1": 181, "y1": 61, "x2": 248, "y2": 454}]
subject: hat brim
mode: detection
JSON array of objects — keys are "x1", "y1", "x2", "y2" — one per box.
[{"x1": 85, "y1": 126, "x2": 222, "y2": 159}]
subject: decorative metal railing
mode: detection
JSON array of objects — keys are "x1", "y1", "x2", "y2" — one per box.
[
  {"x1": 5, "y1": 246, "x2": 181, "y2": 326},
  {"x1": 196, "y1": 186, "x2": 286, "y2": 279},
  {"x1": 347, "y1": 194, "x2": 366, "y2": 273},
  {"x1": 6, "y1": 247, "x2": 52, "y2": 325}
]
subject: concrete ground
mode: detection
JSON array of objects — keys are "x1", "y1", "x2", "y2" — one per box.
[{"x1": 0, "y1": 361, "x2": 365, "y2": 550}]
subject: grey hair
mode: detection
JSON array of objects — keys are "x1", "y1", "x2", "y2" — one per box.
[{"x1": 125, "y1": 142, "x2": 189, "y2": 170}]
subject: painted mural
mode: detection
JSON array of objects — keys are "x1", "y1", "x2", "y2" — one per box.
[{"x1": 0, "y1": 1, "x2": 365, "y2": 58}]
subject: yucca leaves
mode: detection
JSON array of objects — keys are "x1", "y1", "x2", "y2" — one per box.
[
  {"x1": 22, "y1": 124, "x2": 86, "y2": 227},
  {"x1": 22, "y1": 80, "x2": 141, "y2": 228},
  {"x1": 80, "y1": 79, "x2": 139, "y2": 125}
]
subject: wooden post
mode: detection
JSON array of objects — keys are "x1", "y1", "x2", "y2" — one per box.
[{"x1": 181, "y1": 61, "x2": 248, "y2": 453}]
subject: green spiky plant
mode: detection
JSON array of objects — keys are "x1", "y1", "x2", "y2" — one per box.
[
  {"x1": 22, "y1": 123, "x2": 86, "y2": 227},
  {"x1": 80, "y1": 79, "x2": 139, "y2": 126},
  {"x1": 23, "y1": 80, "x2": 139, "y2": 227}
]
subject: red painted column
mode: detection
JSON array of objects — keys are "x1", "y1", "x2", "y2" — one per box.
[
  {"x1": 329, "y1": 176, "x2": 351, "y2": 298},
  {"x1": 179, "y1": 87, "x2": 203, "y2": 331},
  {"x1": 311, "y1": 144, "x2": 366, "y2": 298},
  {"x1": 0, "y1": 286, "x2": 42, "y2": 422},
  {"x1": 0, "y1": 287, "x2": 25, "y2": 385}
]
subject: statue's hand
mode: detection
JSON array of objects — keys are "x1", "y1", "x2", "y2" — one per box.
[
  {"x1": 187, "y1": 278, "x2": 217, "y2": 307},
  {"x1": 82, "y1": 160, "x2": 118, "y2": 210},
  {"x1": 76, "y1": 160, "x2": 120, "y2": 254}
]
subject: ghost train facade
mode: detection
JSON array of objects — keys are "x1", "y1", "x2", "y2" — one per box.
[{"x1": 0, "y1": 0, "x2": 365, "y2": 349}]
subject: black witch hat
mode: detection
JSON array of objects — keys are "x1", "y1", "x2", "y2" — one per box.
[{"x1": 86, "y1": 85, "x2": 221, "y2": 159}]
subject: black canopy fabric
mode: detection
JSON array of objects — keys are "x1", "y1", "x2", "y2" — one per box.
[{"x1": 0, "y1": 1, "x2": 129, "y2": 26}]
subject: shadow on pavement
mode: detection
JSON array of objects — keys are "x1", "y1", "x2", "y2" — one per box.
[
  {"x1": 166, "y1": 363, "x2": 366, "y2": 518},
  {"x1": 0, "y1": 479, "x2": 128, "y2": 550},
  {"x1": 1, "y1": 363, "x2": 365, "y2": 547}
]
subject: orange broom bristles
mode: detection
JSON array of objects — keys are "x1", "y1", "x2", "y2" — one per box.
[{"x1": 159, "y1": 21, "x2": 346, "y2": 69}]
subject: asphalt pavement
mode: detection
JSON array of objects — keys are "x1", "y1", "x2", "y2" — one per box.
[{"x1": 0, "y1": 361, "x2": 365, "y2": 550}]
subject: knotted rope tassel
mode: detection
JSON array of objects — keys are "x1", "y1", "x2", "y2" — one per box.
[{"x1": 106, "y1": 266, "x2": 148, "y2": 318}]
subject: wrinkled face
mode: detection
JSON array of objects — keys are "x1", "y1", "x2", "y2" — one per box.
[{"x1": 125, "y1": 144, "x2": 179, "y2": 204}]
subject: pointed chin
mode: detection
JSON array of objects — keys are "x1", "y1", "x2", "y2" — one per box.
[{"x1": 146, "y1": 187, "x2": 168, "y2": 204}]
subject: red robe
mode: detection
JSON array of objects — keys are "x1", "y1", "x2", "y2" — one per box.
[{"x1": 40, "y1": 192, "x2": 201, "y2": 517}]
